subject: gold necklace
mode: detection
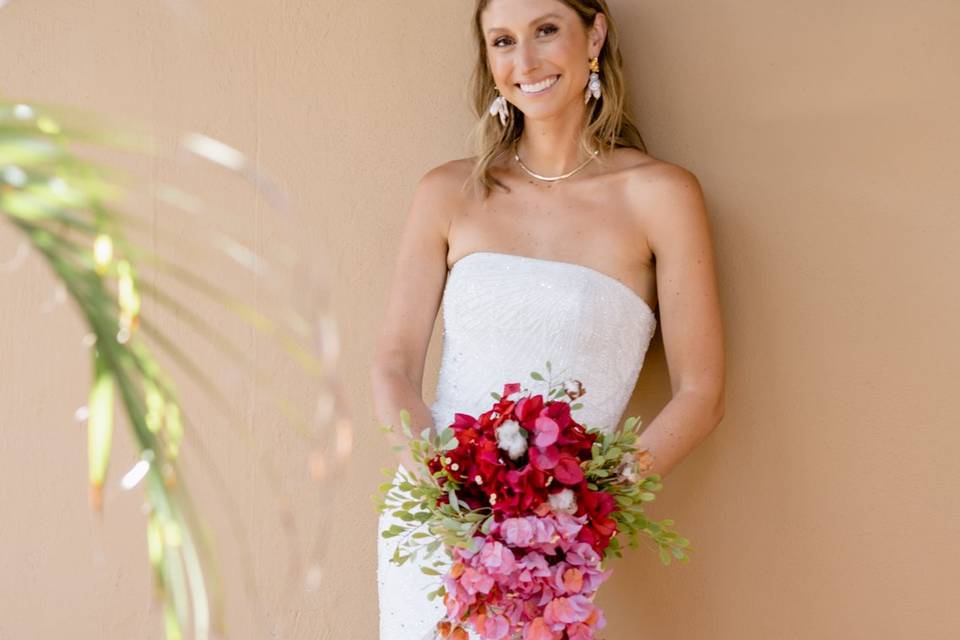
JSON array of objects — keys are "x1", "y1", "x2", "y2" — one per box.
[{"x1": 514, "y1": 144, "x2": 599, "y2": 182}]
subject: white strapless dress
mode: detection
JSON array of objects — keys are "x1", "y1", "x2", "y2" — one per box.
[{"x1": 376, "y1": 251, "x2": 658, "y2": 639}]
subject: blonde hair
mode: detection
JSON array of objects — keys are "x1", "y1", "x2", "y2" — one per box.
[{"x1": 465, "y1": 0, "x2": 647, "y2": 200}]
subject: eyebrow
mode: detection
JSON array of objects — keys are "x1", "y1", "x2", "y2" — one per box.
[{"x1": 486, "y1": 12, "x2": 563, "y2": 35}]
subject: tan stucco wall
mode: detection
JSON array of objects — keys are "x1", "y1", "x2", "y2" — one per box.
[{"x1": 1, "y1": 1, "x2": 958, "y2": 638}]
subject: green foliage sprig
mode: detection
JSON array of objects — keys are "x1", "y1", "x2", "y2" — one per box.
[
  {"x1": 584, "y1": 414, "x2": 693, "y2": 563},
  {"x1": 375, "y1": 409, "x2": 491, "y2": 587}
]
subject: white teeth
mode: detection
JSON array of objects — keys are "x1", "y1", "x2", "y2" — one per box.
[{"x1": 519, "y1": 75, "x2": 559, "y2": 94}]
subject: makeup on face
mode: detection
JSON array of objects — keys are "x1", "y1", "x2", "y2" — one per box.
[{"x1": 483, "y1": 6, "x2": 586, "y2": 106}]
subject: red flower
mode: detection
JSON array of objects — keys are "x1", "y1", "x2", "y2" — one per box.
[
  {"x1": 575, "y1": 483, "x2": 619, "y2": 552},
  {"x1": 529, "y1": 444, "x2": 559, "y2": 471},
  {"x1": 553, "y1": 454, "x2": 585, "y2": 485},
  {"x1": 496, "y1": 464, "x2": 549, "y2": 516},
  {"x1": 515, "y1": 393, "x2": 544, "y2": 423}
]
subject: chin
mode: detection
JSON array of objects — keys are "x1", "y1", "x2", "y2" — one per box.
[{"x1": 512, "y1": 96, "x2": 575, "y2": 121}]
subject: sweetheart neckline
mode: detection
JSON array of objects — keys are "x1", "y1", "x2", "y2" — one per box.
[{"x1": 448, "y1": 251, "x2": 657, "y2": 320}]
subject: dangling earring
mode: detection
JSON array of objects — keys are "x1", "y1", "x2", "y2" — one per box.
[
  {"x1": 488, "y1": 92, "x2": 509, "y2": 127},
  {"x1": 584, "y1": 56, "x2": 601, "y2": 104}
]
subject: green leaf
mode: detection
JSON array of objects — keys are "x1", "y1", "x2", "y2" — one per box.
[
  {"x1": 659, "y1": 546, "x2": 672, "y2": 564},
  {"x1": 420, "y1": 566, "x2": 442, "y2": 576},
  {"x1": 480, "y1": 516, "x2": 493, "y2": 535},
  {"x1": 448, "y1": 488, "x2": 460, "y2": 514},
  {"x1": 87, "y1": 353, "x2": 115, "y2": 508},
  {"x1": 530, "y1": 371, "x2": 544, "y2": 381}
]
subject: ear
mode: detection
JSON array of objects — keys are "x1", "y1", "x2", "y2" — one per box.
[{"x1": 588, "y1": 12, "x2": 608, "y2": 57}]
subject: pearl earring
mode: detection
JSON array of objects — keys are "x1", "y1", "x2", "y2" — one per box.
[
  {"x1": 584, "y1": 56, "x2": 601, "y2": 104},
  {"x1": 488, "y1": 92, "x2": 509, "y2": 127}
]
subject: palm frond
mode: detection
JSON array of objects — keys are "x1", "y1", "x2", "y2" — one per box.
[{"x1": 1, "y1": 99, "x2": 348, "y2": 639}]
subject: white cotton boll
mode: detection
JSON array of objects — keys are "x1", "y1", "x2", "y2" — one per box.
[
  {"x1": 562, "y1": 379, "x2": 585, "y2": 399},
  {"x1": 548, "y1": 488, "x2": 578, "y2": 514},
  {"x1": 496, "y1": 419, "x2": 527, "y2": 460}
]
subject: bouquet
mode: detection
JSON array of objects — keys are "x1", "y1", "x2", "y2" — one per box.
[{"x1": 376, "y1": 361, "x2": 692, "y2": 640}]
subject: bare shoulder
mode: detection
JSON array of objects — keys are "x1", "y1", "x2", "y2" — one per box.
[
  {"x1": 415, "y1": 157, "x2": 476, "y2": 200},
  {"x1": 613, "y1": 148, "x2": 700, "y2": 195},
  {"x1": 615, "y1": 151, "x2": 708, "y2": 246},
  {"x1": 403, "y1": 158, "x2": 476, "y2": 242}
]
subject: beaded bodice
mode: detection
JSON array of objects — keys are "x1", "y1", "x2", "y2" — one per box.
[{"x1": 429, "y1": 251, "x2": 658, "y2": 435}]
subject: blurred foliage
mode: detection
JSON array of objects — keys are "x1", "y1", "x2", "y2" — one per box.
[{"x1": 0, "y1": 98, "x2": 345, "y2": 639}]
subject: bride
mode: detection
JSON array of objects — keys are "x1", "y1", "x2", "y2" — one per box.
[{"x1": 370, "y1": 0, "x2": 725, "y2": 637}]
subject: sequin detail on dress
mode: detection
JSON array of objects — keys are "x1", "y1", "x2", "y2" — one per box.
[{"x1": 376, "y1": 251, "x2": 657, "y2": 639}]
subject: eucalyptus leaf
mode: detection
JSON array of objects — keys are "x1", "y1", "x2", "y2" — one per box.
[{"x1": 399, "y1": 409, "x2": 413, "y2": 438}]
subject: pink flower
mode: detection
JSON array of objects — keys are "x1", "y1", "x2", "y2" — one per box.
[
  {"x1": 543, "y1": 595, "x2": 595, "y2": 627},
  {"x1": 553, "y1": 512, "x2": 586, "y2": 541},
  {"x1": 476, "y1": 613, "x2": 511, "y2": 640},
  {"x1": 500, "y1": 517, "x2": 535, "y2": 547},
  {"x1": 479, "y1": 540, "x2": 516, "y2": 576},
  {"x1": 442, "y1": 579, "x2": 473, "y2": 619},
  {"x1": 566, "y1": 623, "x2": 595, "y2": 640},
  {"x1": 529, "y1": 444, "x2": 560, "y2": 471},
  {"x1": 517, "y1": 551, "x2": 550, "y2": 578},
  {"x1": 565, "y1": 541, "x2": 601, "y2": 567},
  {"x1": 581, "y1": 566, "x2": 613, "y2": 593},
  {"x1": 553, "y1": 454, "x2": 584, "y2": 485},
  {"x1": 533, "y1": 415, "x2": 559, "y2": 447},
  {"x1": 460, "y1": 566, "x2": 495, "y2": 595},
  {"x1": 562, "y1": 567, "x2": 584, "y2": 594},
  {"x1": 523, "y1": 617, "x2": 560, "y2": 640}
]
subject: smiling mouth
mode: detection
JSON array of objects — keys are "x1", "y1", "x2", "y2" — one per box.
[{"x1": 516, "y1": 74, "x2": 561, "y2": 94}]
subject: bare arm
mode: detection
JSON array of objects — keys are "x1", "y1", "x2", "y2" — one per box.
[
  {"x1": 369, "y1": 162, "x2": 458, "y2": 479},
  {"x1": 633, "y1": 166, "x2": 726, "y2": 480}
]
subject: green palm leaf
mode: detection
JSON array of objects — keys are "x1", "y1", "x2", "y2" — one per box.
[{"x1": 1, "y1": 98, "x2": 345, "y2": 639}]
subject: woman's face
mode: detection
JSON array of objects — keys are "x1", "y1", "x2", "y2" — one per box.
[{"x1": 480, "y1": 0, "x2": 605, "y2": 122}]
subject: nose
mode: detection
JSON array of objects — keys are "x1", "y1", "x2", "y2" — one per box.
[{"x1": 516, "y1": 40, "x2": 541, "y2": 77}]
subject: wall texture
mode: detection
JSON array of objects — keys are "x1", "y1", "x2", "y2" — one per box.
[{"x1": 1, "y1": 1, "x2": 958, "y2": 638}]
